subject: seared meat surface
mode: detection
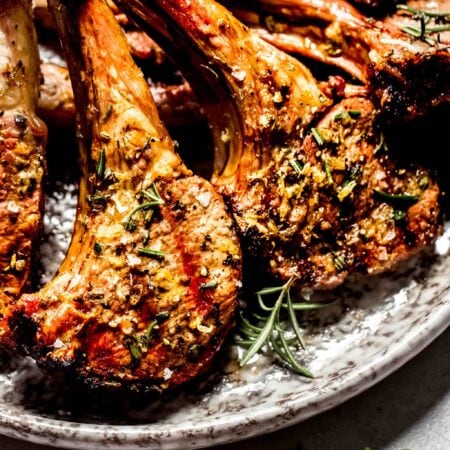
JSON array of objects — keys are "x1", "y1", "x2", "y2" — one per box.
[
  {"x1": 9, "y1": 0, "x2": 241, "y2": 391},
  {"x1": 226, "y1": 0, "x2": 450, "y2": 122},
  {"x1": 0, "y1": 0, "x2": 47, "y2": 342},
  {"x1": 120, "y1": 0, "x2": 441, "y2": 289}
]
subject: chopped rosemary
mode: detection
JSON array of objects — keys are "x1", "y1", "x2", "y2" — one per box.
[
  {"x1": 337, "y1": 180, "x2": 357, "y2": 202},
  {"x1": 311, "y1": 127, "x2": 324, "y2": 146},
  {"x1": 94, "y1": 242, "x2": 102, "y2": 255},
  {"x1": 373, "y1": 189, "x2": 419, "y2": 206},
  {"x1": 124, "y1": 184, "x2": 164, "y2": 232},
  {"x1": 137, "y1": 247, "x2": 168, "y2": 259},
  {"x1": 141, "y1": 320, "x2": 158, "y2": 352},
  {"x1": 322, "y1": 156, "x2": 333, "y2": 185},
  {"x1": 332, "y1": 252, "x2": 347, "y2": 272},
  {"x1": 236, "y1": 277, "x2": 334, "y2": 377},
  {"x1": 129, "y1": 341, "x2": 141, "y2": 362},
  {"x1": 333, "y1": 110, "x2": 361, "y2": 121},
  {"x1": 96, "y1": 149, "x2": 106, "y2": 179},
  {"x1": 123, "y1": 336, "x2": 142, "y2": 366},
  {"x1": 374, "y1": 133, "x2": 388, "y2": 154},
  {"x1": 200, "y1": 280, "x2": 218, "y2": 290},
  {"x1": 290, "y1": 159, "x2": 303, "y2": 175}
]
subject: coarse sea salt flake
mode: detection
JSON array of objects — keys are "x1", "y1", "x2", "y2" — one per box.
[
  {"x1": 163, "y1": 367, "x2": 173, "y2": 380},
  {"x1": 196, "y1": 192, "x2": 211, "y2": 208}
]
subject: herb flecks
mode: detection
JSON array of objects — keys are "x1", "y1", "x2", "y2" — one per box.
[
  {"x1": 311, "y1": 127, "x2": 325, "y2": 146},
  {"x1": 94, "y1": 242, "x2": 103, "y2": 255},
  {"x1": 333, "y1": 110, "x2": 361, "y2": 122},
  {"x1": 124, "y1": 183, "x2": 164, "y2": 232},
  {"x1": 373, "y1": 189, "x2": 420, "y2": 206},
  {"x1": 332, "y1": 252, "x2": 347, "y2": 272},
  {"x1": 125, "y1": 312, "x2": 170, "y2": 363},
  {"x1": 137, "y1": 247, "x2": 168, "y2": 259},
  {"x1": 236, "y1": 278, "x2": 334, "y2": 377},
  {"x1": 96, "y1": 149, "x2": 106, "y2": 179},
  {"x1": 290, "y1": 159, "x2": 303, "y2": 175}
]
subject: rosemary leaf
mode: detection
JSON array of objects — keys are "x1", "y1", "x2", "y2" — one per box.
[
  {"x1": 240, "y1": 288, "x2": 284, "y2": 366},
  {"x1": 373, "y1": 189, "x2": 419, "y2": 206},
  {"x1": 286, "y1": 282, "x2": 305, "y2": 350},
  {"x1": 311, "y1": 127, "x2": 325, "y2": 146},
  {"x1": 137, "y1": 247, "x2": 168, "y2": 259},
  {"x1": 96, "y1": 149, "x2": 106, "y2": 179}
]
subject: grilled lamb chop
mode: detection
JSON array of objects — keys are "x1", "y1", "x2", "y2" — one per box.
[
  {"x1": 0, "y1": 1, "x2": 47, "y2": 342},
  {"x1": 225, "y1": 0, "x2": 450, "y2": 122},
  {"x1": 9, "y1": 0, "x2": 241, "y2": 391},
  {"x1": 119, "y1": 0, "x2": 441, "y2": 289}
]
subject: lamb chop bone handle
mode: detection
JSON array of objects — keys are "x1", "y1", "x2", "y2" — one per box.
[
  {"x1": 117, "y1": 0, "x2": 331, "y2": 184},
  {"x1": 48, "y1": 0, "x2": 183, "y2": 269},
  {"x1": 116, "y1": 0, "x2": 242, "y2": 179}
]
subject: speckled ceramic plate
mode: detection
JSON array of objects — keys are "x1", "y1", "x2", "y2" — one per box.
[{"x1": 0, "y1": 180, "x2": 449, "y2": 450}]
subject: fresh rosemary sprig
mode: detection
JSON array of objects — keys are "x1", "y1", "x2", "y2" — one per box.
[
  {"x1": 236, "y1": 277, "x2": 334, "y2": 377},
  {"x1": 396, "y1": 4, "x2": 450, "y2": 45}
]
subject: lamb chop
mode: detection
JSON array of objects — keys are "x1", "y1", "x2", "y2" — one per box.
[
  {"x1": 0, "y1": 0, "x2": 47, "y2": 343},
  {"x1": 8, "y1": 0, "x2": 241, "y2": 391},
  {"x1": 225, "y1": 0, "x2": 450, "y2": 122},
  {"x1": 118, "y1": 0, "x2": 441, "y2": 290}
]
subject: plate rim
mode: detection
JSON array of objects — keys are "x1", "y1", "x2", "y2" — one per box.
[{"x1": 0, "y1": 290, "x2": 449, "y2": 450}]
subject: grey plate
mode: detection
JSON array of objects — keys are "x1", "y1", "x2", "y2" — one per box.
[{"x1": 0, "y1": 190, "x2": 449, "y2": 450}]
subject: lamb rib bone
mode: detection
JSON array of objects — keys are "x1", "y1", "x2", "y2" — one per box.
[
  {"x1": 0, "y1": 0, "x2": 47, "y2": 347},
  {"x1": 9, "y1": 0, "x2": 241, "y2": 391},
  {"x1": 33, "y1": 0, "x2": 167, "y2": 63},
  {"x1": 119, "y1": 0, "x2": 441, "y2": 290},
  {"x1": 225, "y1": 0, "x2": 450, "y2": 123},
  {"x1": 37, "y1": 60, "x2": 364, "y2": 129}
]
